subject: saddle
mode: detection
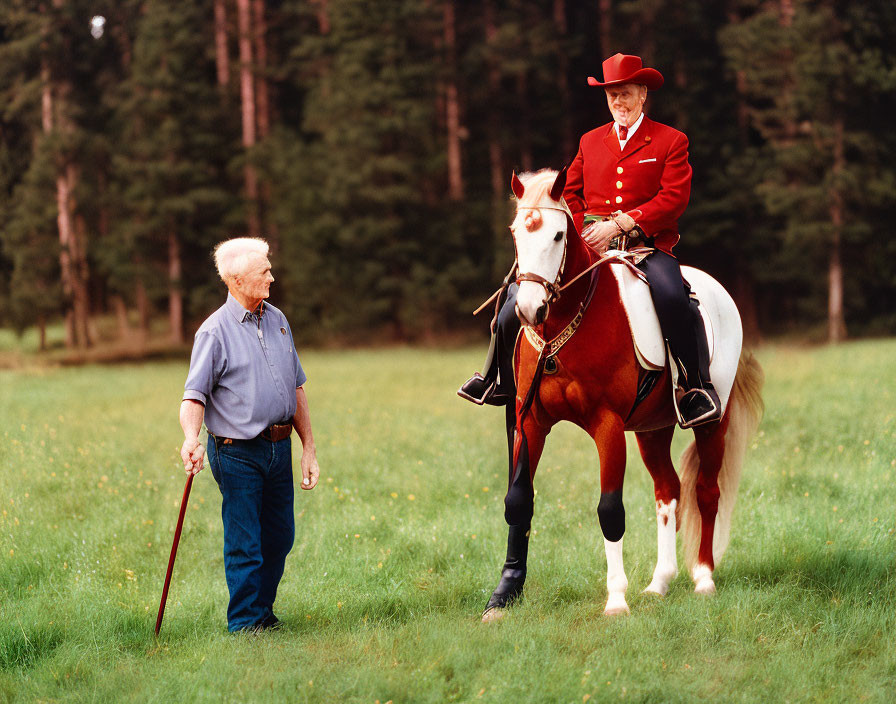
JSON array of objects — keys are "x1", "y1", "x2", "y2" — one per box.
[
  {"x1": 608, "y1": 255, "x2": 714, "y2": 371},
  {"x1": 607, "y1": 253, "x2": 741, "y2": 420}
]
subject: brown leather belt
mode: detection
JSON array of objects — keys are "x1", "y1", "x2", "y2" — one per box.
[
  {"x1": 259, "y1": 423, "x2": 293, "y2": 443},
  {"x1": 212, "y1": 422, "x2": 292, "y2": 445}
]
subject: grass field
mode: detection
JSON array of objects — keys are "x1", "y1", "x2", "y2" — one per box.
[{"x1": 1, "y1": 340, "x2": 894, "y2": 702}]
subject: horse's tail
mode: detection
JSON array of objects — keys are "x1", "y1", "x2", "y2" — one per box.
[{"x1": 680, "y1": 351, "x2": 764, "y2": 571}]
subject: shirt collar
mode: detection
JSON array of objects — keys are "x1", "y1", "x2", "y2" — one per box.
[
  {"x1": 225, "y1": 292, "x2": 265, "y2": 324},
  {"x1": 615, "y1": 112, "x2": 645, "y2": 141}
]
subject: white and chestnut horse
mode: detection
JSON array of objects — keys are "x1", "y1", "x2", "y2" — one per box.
[{"x1": 481, "y1": 168, "x2": 764, "y2": 620}]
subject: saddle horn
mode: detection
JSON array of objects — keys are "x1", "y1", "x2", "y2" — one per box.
[
  {"x1": 511, "y1": 171, "x2": 525, "y2": 200},
  {"x1": 549, "y1": 163, "x2": 569, "y2": 203}
]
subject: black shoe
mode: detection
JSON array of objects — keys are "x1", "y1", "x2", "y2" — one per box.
[
  {"x1": 679, "y1": 387, "x2": 721, "y2": 428},
  {"x1": 260, "y1": 613, "x2": 283, "y2": 630},
  {"x1": 458, "y1": 373, "x2": 513, "y2": 407}
]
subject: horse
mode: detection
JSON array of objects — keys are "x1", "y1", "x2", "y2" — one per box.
[{"x1": 480, "y1": 167, "x2": 764, "y2": 621}]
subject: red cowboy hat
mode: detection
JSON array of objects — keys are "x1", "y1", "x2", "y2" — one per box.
[{"x1": 587, "y1": 53, "x2": 664, "y2": 90}]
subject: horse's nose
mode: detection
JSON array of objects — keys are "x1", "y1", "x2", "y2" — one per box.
[{"x1": 534, "y1": 303, "x2": 547, "y2": 326}]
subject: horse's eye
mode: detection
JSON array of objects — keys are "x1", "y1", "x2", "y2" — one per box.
[{"x1": 554, "y1": 231, "x2": 564, "y2": 242}]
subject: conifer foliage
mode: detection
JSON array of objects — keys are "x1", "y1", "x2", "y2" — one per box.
[{"x1": 0, "y1": 0, "x2": 893, "y2": 347}]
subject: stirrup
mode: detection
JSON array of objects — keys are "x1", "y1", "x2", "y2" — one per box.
[
  {"x1": 458, "y1": 372, "x2": 513, "y2": 406},
  {"x1": 457, "y1": 372, "x2": 494, "y2": 405},
  {"x1": 678, "y1": 388, "x2": 721, "y2": 429}
]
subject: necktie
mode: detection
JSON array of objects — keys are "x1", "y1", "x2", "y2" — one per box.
[{"x1": 618, "y1": 124, "x2": 628, "y2": 142}]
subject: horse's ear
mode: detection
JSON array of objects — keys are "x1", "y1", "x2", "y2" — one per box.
[
  {"x1": 549, "y1": 163, "x2": 569, "y2": 202},
  {"x1": 511, "y1": 171, "x2": 525, "y2": 200}
]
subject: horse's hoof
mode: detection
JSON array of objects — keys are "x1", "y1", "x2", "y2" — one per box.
[
  {"x1": 603, "y1": 595, "x2": 630, "y2": 616},
  {"x1": 694, "y1": 579, "x2": 716, "y2": 595},
  {"x1": 481, "y1": 607, "x2": 506, "y2": 623},
  {"x1": 642, "y1": 584, "x2": 668, "y2": 597}
]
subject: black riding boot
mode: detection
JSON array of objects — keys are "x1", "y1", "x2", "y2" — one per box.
[
  {"x1": 458, "y1": 285, "x2": 520, "y2": 406},
  {"x1": 677, "y1": 297, "x2": 721, "y2": 428},
  {"x1": 636, "y1": 251, "x2": 721, "y2": 428}
]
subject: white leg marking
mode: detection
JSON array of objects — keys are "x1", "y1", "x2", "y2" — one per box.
[
  {"x1": 643, "y1": 499, "x2": 678, "y2": 596},
  {"x1": 692, "y1": 562, "x2": 716, "y2": 595},
  {"x1": 603, "y1": 537, "x2": 629, "y2": 615}
]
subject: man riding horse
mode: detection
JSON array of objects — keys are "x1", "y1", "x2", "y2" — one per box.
[{"x1": 460, "y1": 53, "x2": 720, "y2": 429}]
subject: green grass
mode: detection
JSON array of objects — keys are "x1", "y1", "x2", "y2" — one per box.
[{"x1": 1, "y1": 341, "x2": 894, "y2": 702}]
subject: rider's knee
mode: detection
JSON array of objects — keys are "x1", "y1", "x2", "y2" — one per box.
[{"x1": 597, "y1": 490, "x2": 625, "y2": 542}]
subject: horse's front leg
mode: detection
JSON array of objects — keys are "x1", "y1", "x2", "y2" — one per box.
[
  {"x1": 482, "y1": 406, "x2": 547, "y2": 623},
  {"x1": 592, "y1": 412, "x2": 629, "y2": 615},
  {"x1": 636, "y1": 426, "x2": 681, "y2": 596}
]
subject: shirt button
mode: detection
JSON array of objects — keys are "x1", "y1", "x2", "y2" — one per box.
[
  {"x1": 605, "y1": 199, "x2": 611, "y2": 205},
  {"x1": 616, "y1": 181, "x2": 623, "y2": 188},
  {"x1": 615, "y1": 196, "x2": 623, "y2": 204},
  {"x1": 617, "y1": 166, "x2": 623, "y2": 174}
]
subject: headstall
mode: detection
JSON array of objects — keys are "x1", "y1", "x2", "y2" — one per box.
[{"x1": 511, "y1": 205, "x2": 569, "y2": 308}]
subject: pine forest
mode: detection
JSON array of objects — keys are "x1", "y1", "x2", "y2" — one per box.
[{"x1": 1, "y1": 0, "x2": 894, "y2": 350}]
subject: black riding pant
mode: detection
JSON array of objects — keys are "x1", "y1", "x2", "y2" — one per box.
[
  {"x1": 636, "y1": 249, "x2": 706, "y2": 388},
  {"x1": 494, "y1": 283, "x2": 521, "y2": 394}
]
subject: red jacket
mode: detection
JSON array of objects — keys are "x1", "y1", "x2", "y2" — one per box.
[{"x1": 563, "y1": 116, "x2": 692, "y2": 253}]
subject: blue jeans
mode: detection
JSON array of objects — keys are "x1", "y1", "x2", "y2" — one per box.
[{"x1": 207, "y1": 434, "x2": 295, "y2": 631}]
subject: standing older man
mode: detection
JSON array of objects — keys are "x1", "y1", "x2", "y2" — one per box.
[{"x1": 179, "y1": 237, "x2": 320, "y2": 632}]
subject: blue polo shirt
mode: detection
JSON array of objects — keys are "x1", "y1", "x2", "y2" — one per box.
[{"x1": 183, "y1": 294, "x2": 307, "y2": 440}]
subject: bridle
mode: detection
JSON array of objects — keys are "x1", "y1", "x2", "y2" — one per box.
[
  {"x1": 512, "y1": 205, "x2": 570, "y2": 310},
  {"x1": 472, "y1": 201, "x2": 649, "y2": 319}
]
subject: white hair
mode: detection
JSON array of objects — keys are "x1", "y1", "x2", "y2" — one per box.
[{"x1": 213, "y1": 238, "x2": 269, "y2": 282}]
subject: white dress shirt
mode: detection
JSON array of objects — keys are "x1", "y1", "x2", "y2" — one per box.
[{"x1": 615, "y1": 112, "x2": 645, "y2": 150}]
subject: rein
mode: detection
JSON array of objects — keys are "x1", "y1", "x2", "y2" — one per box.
[
  {"x1": 472, "y1": 248, "x2": 650, "y2": 317},
  {"x1": 560, "y1": 247, "x2": 651, "y2": 291},
  {"x1": 511, "y1": 262, "x2": 601, "y2": 471},
  {"x1": 509, "y1": 247, "x2": 653, "y2": 472}
]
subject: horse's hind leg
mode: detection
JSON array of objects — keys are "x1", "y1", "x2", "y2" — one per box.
[
  {"x1": 690, "y1": 416, "x2": 730, "y2": 594},
  {"x1": 482, "y1": 407, "x2": 547, "y2": 622},
  {"x1": 592, "y1": 413, "x2": 629, "y2": 615},
  {"x1": 635, "y1": 425, "x2": 681, "y2": 596}
]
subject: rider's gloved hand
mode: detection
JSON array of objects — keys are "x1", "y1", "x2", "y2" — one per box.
[
  {"x1": 611, "y1": 210, "x2": 637, "y2": 233},
  {"x1": 582, "y1": 219, "x2": 621, "y2": 250}
]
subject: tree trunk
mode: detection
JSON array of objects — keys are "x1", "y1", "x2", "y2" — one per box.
[
  {"x1": 47, "y1": 0, "x2": 91, "y2": 349},
  {"x1": 485, "y1": 0, "x2": 509, "y2": 278},
  {"x1": 237, "y1": 0, "x2": 261, "y2": 237},
  {"x1": 253, "y1": 0, "x2": 270, "y2": 139},
  {"x1": 56, "y1": 166, "x2": 78, "y2": 347},
  {"x1": 73, "y1": 209, "x2": 94, "y2": 346},
  {"x1": 827, "y1": 117, "x2": 846, "y2": 343},
  {"x1": 553, "y1": 0, "x2": 575, "y2": 159},
  {"x1": 311, "y1": 0, "x2": 330, "y2": 34},
  {"x1": 253, "y1": 0, "x2": 276, "y2": 249},
  {"x1": 598, "y1": 0, "x2": 612, "y2": 58},
  {"x1": 111, "y1": 295, "x2": 132, "y2": 341},
  {"x1": 135, "y1": 278, "x2": 150, "y2": 344},
  {"x1": 516, "y1": 71, "x2": 533, "y2": 172},
  {"x1": 214, "y1": 0, "x2": 230, "y2": 87},
  {"x1": 168, "y1": 230, "x2": 184, "y2": 344},
  {"x1": 727, "y1": 4, "x2": 760, "y2": 344},
  {"x1": 734, "y1": 271, "x2": 762, "y2": 345},
  {"x1": 37, "y1": 315, "x2": 47, "y2": 352},
  {"x1": 444, "y1": 0, "x2": 464, "y2": 201}
]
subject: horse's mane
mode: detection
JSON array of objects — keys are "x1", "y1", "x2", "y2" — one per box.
[{"x1": 516, "y1": 169, "x2": 560, "y2": 208}]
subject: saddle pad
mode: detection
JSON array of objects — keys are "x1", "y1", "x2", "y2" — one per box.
[{"x1": 608, "y1": 256, "x2": 714, "y2": 372}]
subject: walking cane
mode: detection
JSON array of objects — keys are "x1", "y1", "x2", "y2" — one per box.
[{"x1": 154, "y1": 472, "x2": 194, "y2": 637}]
